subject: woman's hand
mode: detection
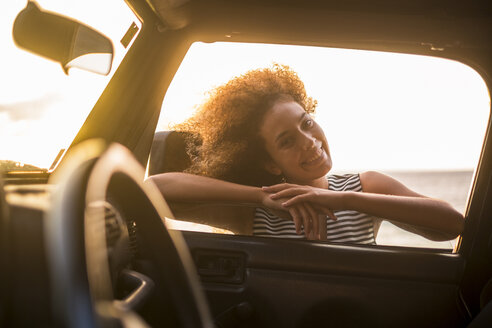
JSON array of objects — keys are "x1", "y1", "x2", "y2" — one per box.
[
  {"x1": 263, "y1": 183, "x2": 341, "y2": 221},
  {"x1": 261, "y1": 184, "x2": 339, "y2": 239},
  {"x1": 260, "y1": 190, "x2": 325, "y2": 239},
  {"x1": 263, "y1": 173, "x2": 465, "y2": 242}
]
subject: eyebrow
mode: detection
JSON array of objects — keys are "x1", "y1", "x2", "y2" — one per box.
[{"x1": 274, "y1": 112, "x2": 307, "y2": 143}]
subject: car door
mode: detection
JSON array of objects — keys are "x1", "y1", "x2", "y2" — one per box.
[
  {"x1": 182, "y1": 229, "x2": 466, "y2": 327},
  {"x1": 74, "y1": 0, "x2": 492, "y2": 327}
]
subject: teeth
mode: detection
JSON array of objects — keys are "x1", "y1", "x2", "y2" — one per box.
[{"x1": 305, "y1": 147, "x2": 323, "y2": 164}]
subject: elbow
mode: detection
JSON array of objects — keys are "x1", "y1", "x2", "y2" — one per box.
[
  {"x1": 436, "y1": 199, "x2": 466, "y2": 240},
  {"x1": 450, "y1": 212, "x2": 465, "y2": 239},
  {"x1": 144, "y1": 172, "x2": 187, "y2": 201},
  {"x1": 144, "y1": 174, "x2": 161, "y2": 189},
  {"x1": 144, "y1": 173, "x2": 169, "y2": 196},
  {"x1": 436, "y1": 212, "x2": 465, "y2": 241},
  {"x1": 424, "y1": 210, "x2": 464, "y2": 242}
]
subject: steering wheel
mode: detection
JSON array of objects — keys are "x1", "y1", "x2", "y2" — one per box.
[{"x1": 45, "y1": 140, "x2": 213, "y2": 327}]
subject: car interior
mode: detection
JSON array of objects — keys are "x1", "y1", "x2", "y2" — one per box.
[{"x1": 2, "y1": 0, "x2": 492, "y2": 327}]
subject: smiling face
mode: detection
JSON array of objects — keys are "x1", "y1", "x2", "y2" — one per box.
[{"x1": 260, "y1": 100, "x2": 332, "y2": 187}]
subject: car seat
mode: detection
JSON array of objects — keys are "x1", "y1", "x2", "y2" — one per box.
[
  {"x1": 148, "y1": 131, "x2": 254, "y2": 235},
  {"x1": 148, "y1": 130, "x2": 193, "y2": 176}
]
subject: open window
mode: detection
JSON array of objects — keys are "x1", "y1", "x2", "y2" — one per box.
[{"x1": 150, "y1": 41, "x2": 490, "y2": 250}]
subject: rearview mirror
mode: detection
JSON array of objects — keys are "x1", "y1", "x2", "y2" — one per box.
[{"x1": 12, "y1": 1, "x2": 114, "y2": 75}]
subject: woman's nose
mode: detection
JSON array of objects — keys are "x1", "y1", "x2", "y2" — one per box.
[{"x1": 301, "y1": 134, "x2": 317, "y2": 150}]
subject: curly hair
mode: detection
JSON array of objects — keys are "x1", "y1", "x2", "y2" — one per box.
[{"x1": 175, "y1": 64, "x2": 317, "y2": 187}]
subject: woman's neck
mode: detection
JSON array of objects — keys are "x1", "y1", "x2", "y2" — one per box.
[{"x1": 312, "y1": 176, "x2": 329, "y2": 189}]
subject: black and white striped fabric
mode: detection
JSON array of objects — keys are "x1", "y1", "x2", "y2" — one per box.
[{"x1": 253, "y1": 173, "x2": 376, "y2": 245}]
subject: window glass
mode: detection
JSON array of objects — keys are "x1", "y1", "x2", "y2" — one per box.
[
  {"x1": 0, "y1": 0, "x2": 140, "y2": 171},
  {"x1": 155, "y1": 42, "x2": 490, "y2": 249}
]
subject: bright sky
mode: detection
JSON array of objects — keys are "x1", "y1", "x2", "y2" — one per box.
[
  {"x1": 0, "y1": 0, "x2": 137, "y2": 169},
  {"x1": 1, "y1": 1, "x2": 491, "y2": 173}
]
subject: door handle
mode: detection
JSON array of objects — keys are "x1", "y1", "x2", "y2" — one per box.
[{"x1": 193, "y1": 250, "x2": 245, "y2": 284}]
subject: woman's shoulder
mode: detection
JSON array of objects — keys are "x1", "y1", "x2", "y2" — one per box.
[
  {"x1": 358, "y1": 170, "x2": 420, "y2": 195},
  {"x1": 327, "y1": 173, "x2": 362, "y2": 192}
]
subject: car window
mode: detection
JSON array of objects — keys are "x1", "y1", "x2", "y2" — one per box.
[
  {"x1": 0, "y1": 0, "x2": 140, "y2": 172},
  {"x1": 153, "y1": 42, "x2": 490, "y2": 250}
]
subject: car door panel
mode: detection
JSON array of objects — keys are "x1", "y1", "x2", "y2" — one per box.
[{"x1": 182, "y1": 231, "x2": 468, "y2": 328}]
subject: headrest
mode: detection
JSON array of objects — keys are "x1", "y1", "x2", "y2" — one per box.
[{"x1": 148, "y1": 131, "x2": 192, "y2": 176}]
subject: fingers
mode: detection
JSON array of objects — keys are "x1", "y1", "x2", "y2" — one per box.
[
  {"x1": 317, "y1": 216, "x2": 327, "y2": 240},
  {"x1": 305, "y1": 203, "x2": 319, "y2": 238},
  {"x1": 288, "y1": 203, "x2": 318, "y2": 237},
  {"x1": 296, "y1": 203, "x2": 311, "y2": 236},
  {"x1": 326, "y1": 209, "x2": 337, "y2": 221},
  {"x1": 281, "y1": 193, "x2": 311, "y2": 207},
  {"x1": 287, "y1": 202, "x2": 337, "y2": 239},
  {"x1": 268, "y1": 188, "x2": 308, "y2": 200},
  {"x1": 262, "y1": 183, "x2": 294, "y2": 193},
  {"x1": 288, "y1": 207, "x2": 302, "y2": 235},
  {"x1": 286, "y1": 202, "x2": 323, "y2": 239}
]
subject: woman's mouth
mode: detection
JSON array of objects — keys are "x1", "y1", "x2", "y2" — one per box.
[{"x1": 301, "y1": 145, "x2": 326, "y2": 167}]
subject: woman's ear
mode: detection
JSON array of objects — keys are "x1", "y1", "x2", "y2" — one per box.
[{"x1": 264, "y1": 161, "x2": 282, "y2": 176}]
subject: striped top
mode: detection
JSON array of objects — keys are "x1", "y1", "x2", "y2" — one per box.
[{"x1": 253, "y1": 173, "x2": 376, "y2": 245}]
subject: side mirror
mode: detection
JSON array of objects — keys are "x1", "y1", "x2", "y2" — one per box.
[{"x1": 12, "y1": 1, "x2": 114, "y2": 75}]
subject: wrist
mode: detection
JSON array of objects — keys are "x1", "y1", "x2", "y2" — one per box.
[
  {"x1": 253, "y1": 187, "x2": 268, "y2": 205},
  {"x1": 341, "y1": 191, "x2": 357, "y2": 209}
]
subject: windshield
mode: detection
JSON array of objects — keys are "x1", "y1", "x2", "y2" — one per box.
[{"x1": 0, "y1": 0, "x2": 140, "y2": 172}]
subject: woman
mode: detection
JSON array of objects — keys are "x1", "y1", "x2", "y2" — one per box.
[{"x1": 149, "y1": 64, "x2": 464, "y2": 243}]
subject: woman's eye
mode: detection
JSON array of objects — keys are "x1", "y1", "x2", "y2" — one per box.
[
  {"x1": 303, "y1": 119, "x2": 314, "y2": 129},
  {"x1": 279, "y1": 137, "x2": 295, "y2": 148}
]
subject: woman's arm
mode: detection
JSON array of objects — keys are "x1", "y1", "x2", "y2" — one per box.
[
  {"x1": 147, "y1": 172, "x2": 326, "y2": 238},
  {"x1": 357, "y1": 171, "x2": 464, "y2": 241},
  {"x1": 147, "y1": 172, "x2": 264, "y2": 204},
  {"x1": 147, "y1": 172, "x2": 264, "y2": 234},
  {"x1": 266, "y1": 171, "x2": 465, "y2": 241}
]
